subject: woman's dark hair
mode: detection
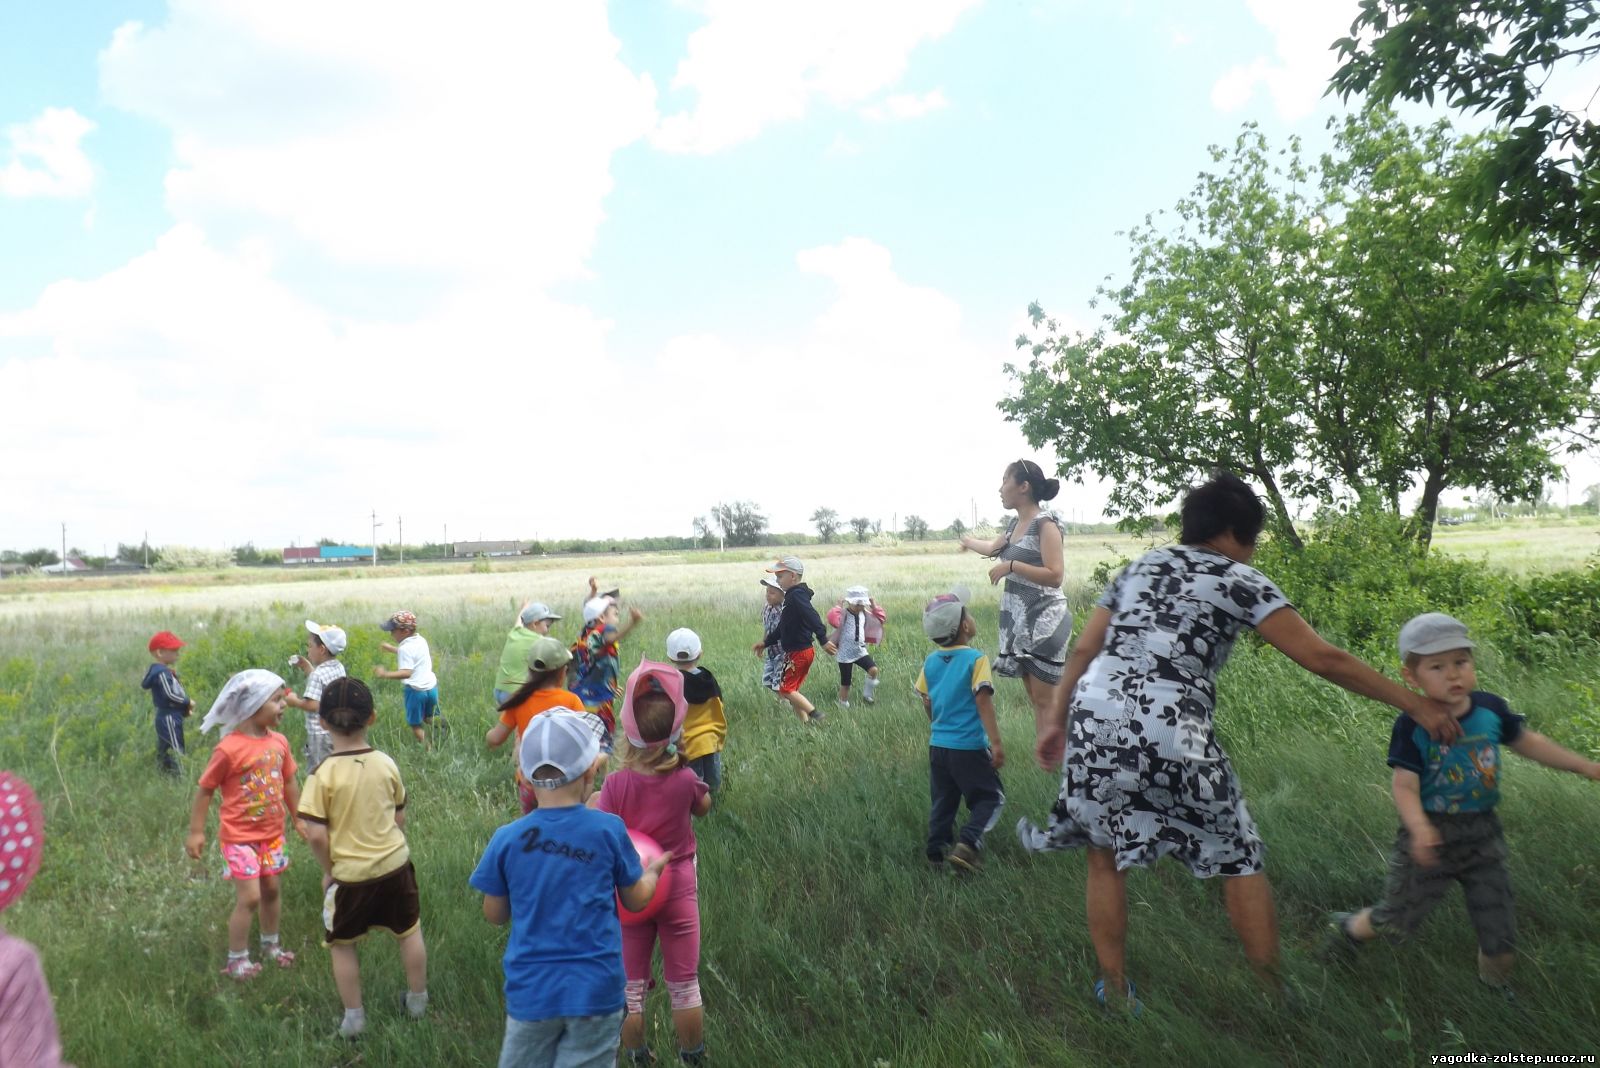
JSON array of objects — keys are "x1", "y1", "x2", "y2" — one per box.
[
  {"x1": 1006, "y1": 459, "x2": 1060, "y2": 503},
  {"x1": 1179, "y1": 471, "x2": 1266, "y2": 547},
  {"x1": 497, "y1": 665, "x2": 568, "y2": 713},
  {"x1": 319, "y1": 677, "x2": 375, "y2": 734}
]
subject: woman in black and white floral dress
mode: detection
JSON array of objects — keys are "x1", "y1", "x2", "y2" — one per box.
[{"x1": 1018, "y1": 473, "x2": 1459, "y2": 1011}]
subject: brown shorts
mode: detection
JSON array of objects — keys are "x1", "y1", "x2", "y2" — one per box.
[{"x1": 323, "y1": 861, "x2": 422, "y2": 945}]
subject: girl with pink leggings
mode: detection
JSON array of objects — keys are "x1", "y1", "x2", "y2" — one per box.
[{"x1": 596, "y1": 661, "x2": 713, "y2": 1066}]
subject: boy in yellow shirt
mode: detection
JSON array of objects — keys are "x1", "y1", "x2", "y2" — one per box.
[
  {"x1": 298, "y1": 677, "x2": 429, "y2": 1039},
  {"x1": 666, "y1": 628, "x2": 726, "y2": 791}
]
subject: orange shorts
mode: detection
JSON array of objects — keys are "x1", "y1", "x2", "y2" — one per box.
[{"x1": 778, "y1": 647, "x2": 815, "y2": 694}]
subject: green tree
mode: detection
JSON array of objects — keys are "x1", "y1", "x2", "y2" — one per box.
[
  {"x1": 848, "y1": 516, "x2": 872, "y2": 542},
  {"x1": 949, "y1": 518, "x2": 967, "y2": 539},
  {"x1": 1583, "y1": 483, "x2": 1600, "y2": 513},
  {"x1": 1005, "y1": 115, "x2": 1598, "y2": 548},
  {"x1": 20, "y1": 549, "x2": 60, "y2": 567},
  {"x1": 1004, "y1": 127, "x2": 1318, "y2": 546},
  {"x1": 1331, "y1": 0, "x2": 1600, "y2": 266},
  {"x1": 712, "y1": 501, "x2": 769, "y2": 547},
  {"x1": 692, "y1": 515, "x2": 716, "y2": 549},
  {"x1": 904, "y1": 515, "x2": 930, "y2": 540},
  {"x1": 810, "y1": 508, "x2": 840, "y2": 544}
]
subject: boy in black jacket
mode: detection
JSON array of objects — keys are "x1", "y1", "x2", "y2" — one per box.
[
  {"x1": 143, "y1": 630, "x2": 196, "y2": 774},
  {"x1": 752, "y1": 556, "x2": 836, "y2": 723}
]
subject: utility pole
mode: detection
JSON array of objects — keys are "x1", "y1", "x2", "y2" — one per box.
[
  {"x1": 398, "y1": 516, "x2": 404, "y2": 564},
  {"x1": 371, "y1": 510, "x2": 382, "y2": 566},
  {"x1": 443, "y1": 523, "x2": 448, "y2": 558},
  {"x1": 60, "y1": 522, "x2": 66, "y2": 574},
  {"x1": 143, "y1": 529, "x2": 148, "y2": 568}
]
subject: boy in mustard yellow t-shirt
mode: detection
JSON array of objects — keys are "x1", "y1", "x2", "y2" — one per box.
[
  {"x1": 666, "y1": 628, "x2": 726, "y2": 791},
  {"x1": 298, "y1": 677, "x2": 429, "y2": 1039}
]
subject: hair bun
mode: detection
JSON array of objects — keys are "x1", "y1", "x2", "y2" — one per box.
[{"x1": 1040, "y1": 478, "x2": 1060, "y2": 502}]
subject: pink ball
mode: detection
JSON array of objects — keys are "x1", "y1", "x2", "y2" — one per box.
[{"x1": 617, "y1": 828, "x2": 673, "y2": 926}]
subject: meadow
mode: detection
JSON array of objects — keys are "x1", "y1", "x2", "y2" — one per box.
[{"x1": 2, "y1": 532, "x2": 1598, "y2": 1067}]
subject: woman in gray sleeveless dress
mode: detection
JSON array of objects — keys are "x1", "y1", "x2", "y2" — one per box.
[{"x1": 959, "y1": 459, "x2": 1071, "y2": 723}]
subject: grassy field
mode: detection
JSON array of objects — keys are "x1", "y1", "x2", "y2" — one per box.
[{"x1": 2, "y1": 540, "x2": 1599, "y2": 1066}]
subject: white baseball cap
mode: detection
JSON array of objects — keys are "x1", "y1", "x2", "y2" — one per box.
[
  {"x1": 665, "y1": 628, "x2": 702, "y2": 663},
  {"x1": 582, "y1": 596, "x2": 615, "y2": 624},
  {"x1": 518, "y1": 710, "x2": 605, "y2": 789},
  {"x1": 304, "y1": 620, "x2": 347, "y2": 655},
  {"x1": 844, "y1": 585, "x2": 871, "y2": 606}
]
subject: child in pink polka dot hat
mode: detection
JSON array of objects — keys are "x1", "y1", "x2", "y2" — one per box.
[{"x1": 0, "y1": 769, "x2": 70, "y2": 1067}]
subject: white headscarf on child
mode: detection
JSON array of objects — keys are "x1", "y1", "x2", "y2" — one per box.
[{"x1": 200, "y1": 669, "x2": 284, "y2": 736}]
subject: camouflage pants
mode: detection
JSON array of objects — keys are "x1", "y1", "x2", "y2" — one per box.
[{"x1": 1370, "y1": 811, "x2": 1515, "y2": 955}]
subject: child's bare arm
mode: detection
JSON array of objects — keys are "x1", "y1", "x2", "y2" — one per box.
[
  {"x1": 486, "y1": 723, "x2": 512, "y2": 748},
  {"x1": 375, "y1": 666, "x2": 413, "y2": 681},
  {"x1": 284, "y1": 775, "x2": 304, "y2": 838},
  {"x1": 1391, "y1": 768, "x2": 1439, "y2": 866},
  {"x1": 394, "y1": 806, "x2": 407, "y2": 831},
  {"x1": 615, "y1": 608, "x2": 645, "y2": 642},
  {"x1": 482, "y1": 894, "x2": 510, "y2": 926},
  {"x1": 975, "y1": 688, "x2": 1005, "y2": 769},
  {"x1": 618, "y1": 852, "x2": 672, "y2": 912},
  {"x1": 692, "y1": 791, "x2": 713, "y2": 817},
  {"x1": 301, "y1": 821, "x2": 333, "y2": 880},
  {"x1": 185, "y1": 787, "x2": 215, "y2": 858},
  {"x1": 1509, "y1": 730, "x2": 1600, "y2": 779}
]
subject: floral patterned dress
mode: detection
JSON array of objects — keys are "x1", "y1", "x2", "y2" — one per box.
[
  {"x1": 995, "y1": 512, "x2": 1072, "y2": 685},
  {"x1": 1020, "y1": 545, "x2": 1290, "y2": 878}
]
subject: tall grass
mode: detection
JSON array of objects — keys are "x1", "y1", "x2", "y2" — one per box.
[{"x1": 1, "y1": 551, "x2": 1598, "y2": 1066}]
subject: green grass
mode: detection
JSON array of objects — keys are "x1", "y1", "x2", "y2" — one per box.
[{"x1": 2, "y1": 549, "x2": 1599, "y2": 1066}]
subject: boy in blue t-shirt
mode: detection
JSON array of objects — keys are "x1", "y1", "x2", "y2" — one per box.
[
  {"x1": 1331, "y1": 613, "x2": 1600, "y2": 997},
  {"x1": 914, "y1": 586, "x2": 1005, "y2": 874},
  {"x1": 470, "y1": 710, "x2": 669, "y2": 1067}
]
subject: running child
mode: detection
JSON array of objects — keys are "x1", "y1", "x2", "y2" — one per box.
[
  {"x1": 595, "y1": 662, "x2": 713, "y2": 1066},
  {"x1": 827, "y1": 585, "x2": 885, "y2": 709},
  {"x1": 471, "y1": 711, "x2": 670, "y2": 1068},
  {"x1": 753, "y1": 556, "x2": 835, "y2": 723},
  {"x1": 143, "y1": 630, "x2": 196, "y2": 775},
  {"x1": 298, "y1": 677, "x2": 428, "y2": 1039},
  {"x1": 1330, "y1": 613, "x2": 1600, "y2": 997},
  {"x1": 488, "y1": 636, "x2": 586, "y2": 813},
  {"x1": 0, "y1": 770, "x2": 69, "y2": 1068},
  {"x1": 569, "y1": 591, "x2": 644, "y2": 745},
  {"x1": 666, "y1": 628, "x2": 727, "y2": 791},
  {"x1": 374, "y1": 610, "x2": 441, "y2": 745},
  {"x1": 759, "y1": 577, "x2": 785, "y2": 693},
  {"x1": 494, "y1": 600, "x2": 562, "y2": 706},
  {"x1": 185, "y1": 669, "x2": 301, "y2": 979}
]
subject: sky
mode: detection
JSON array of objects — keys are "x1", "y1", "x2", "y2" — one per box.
[{"x1": 1, "y1": 0, "x2": 1594, "y2": 555}]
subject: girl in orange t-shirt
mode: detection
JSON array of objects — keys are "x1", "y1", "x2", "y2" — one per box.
[
  {"x1": 486, "y1": 636, "x2": 586, "y2": 812},
  {"x1": 186, "y1": 669, "x2": 301, "y2": 980}
]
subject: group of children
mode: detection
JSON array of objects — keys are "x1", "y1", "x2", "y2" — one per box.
[{"x1": 96, "y1": 564, "x2": 1600, "y2": 1064}]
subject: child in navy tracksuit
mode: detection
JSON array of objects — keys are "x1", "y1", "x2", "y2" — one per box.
[{"x1": 143, "y1": 630, "x2": 196, "y2": 775}]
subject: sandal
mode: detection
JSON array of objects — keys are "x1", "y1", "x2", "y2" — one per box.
[
  {"x1": 1093, "y1": 978, "x2": 1143, "y2": 1017},
  {"x1": 221, "y1": 957, "x2": 263, "y2": 981},
  {"x1": 262, "y1": 945, "x2": 296, "y2": 968}
]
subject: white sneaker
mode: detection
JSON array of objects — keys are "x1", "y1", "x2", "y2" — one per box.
[{"x1": 836, "y1": 700, "x2": 850, "y2": 709}]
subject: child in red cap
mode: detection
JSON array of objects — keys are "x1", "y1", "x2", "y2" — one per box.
[{"x1": 142, "y1": 631, "x2": 195, "y2": 775}]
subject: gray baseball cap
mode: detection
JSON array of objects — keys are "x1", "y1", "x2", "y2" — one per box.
[
  {"x1": 923, "y1": 585, "x2": 972, "y2": 643},
  {"x1": 766, "y1": 555, "x2": 805, "y2": 576},
  {"x1": 518, "y1": 710, "x2": 604, "y2": 789},
  {"x1": 520, "y1": 601, "x2": 561, "y2": 626},
  {"x1": 1398, "y1": 613, "x2": 1477, "y2": 659}
]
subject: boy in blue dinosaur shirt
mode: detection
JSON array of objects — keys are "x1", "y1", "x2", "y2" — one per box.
[
  {"x1": 1331, "y1": 613, "x2": 1600, "y2": 997},
  {"x1": 142, "y1": 630, "x2": 196, "y2": 775}
]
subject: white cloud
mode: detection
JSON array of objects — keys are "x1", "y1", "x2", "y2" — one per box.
[
  {"x1": 860, "y1": 89, "x2": 949, "y2": 122},
  {"x1": 1211, "y1": 0, "x2": 1357, "y2": 121},
  {"x1": 0, "y1": 107, "x2": 97, "y2": 198},
  {"x1": 98, "y1": 0, "x2": 657, "y2": 282},
  {"x1": 653, "y1": 0, "x2": 979, "y2": 153}
]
